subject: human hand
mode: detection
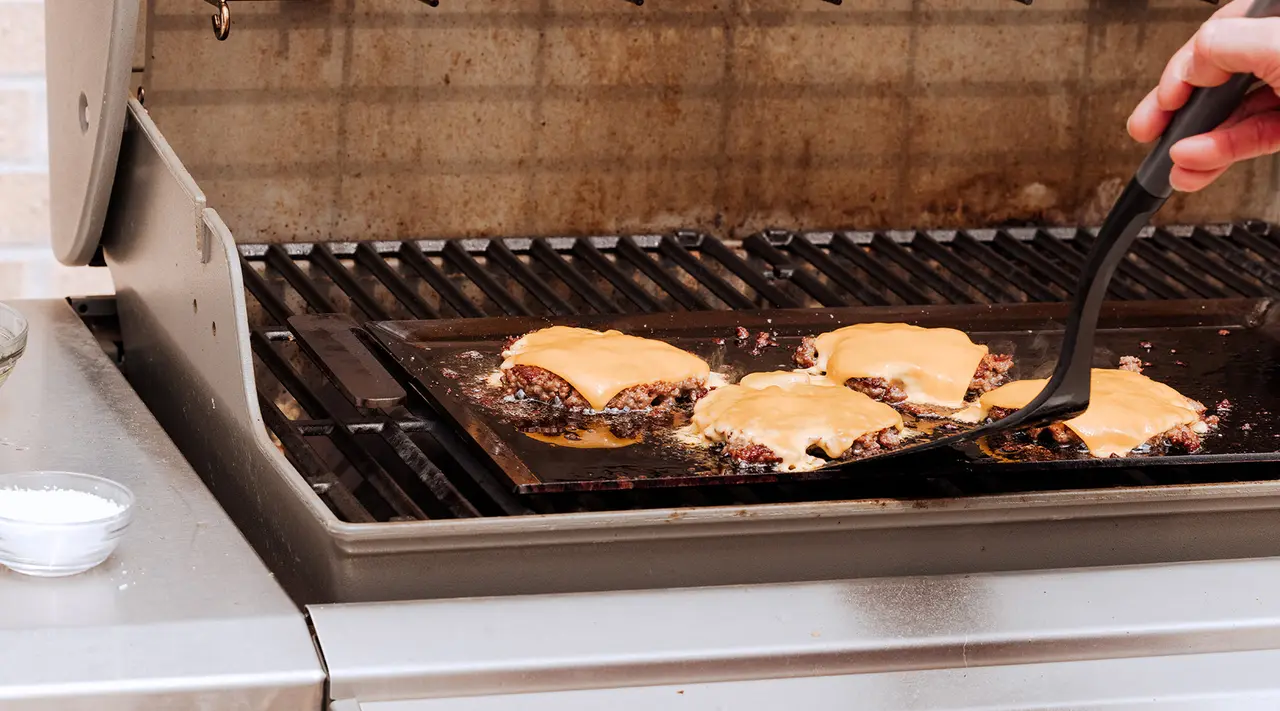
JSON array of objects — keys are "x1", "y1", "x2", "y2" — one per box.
[{"x1": 1127, "y1": 0, "x2": 1280, "y2": 192}]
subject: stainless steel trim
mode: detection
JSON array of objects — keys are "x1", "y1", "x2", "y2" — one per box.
[
  {"x1": 338, "y1": 649, "x2": 1280, "y2": 710},
  {"x1": 0, "y1": 301, "x2": 324, "y2": 710},
  {"x1": 309, "y1": 558, "x2": 1280, "y2": 701}
]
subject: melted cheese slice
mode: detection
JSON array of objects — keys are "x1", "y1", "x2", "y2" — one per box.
[
  {"x1": 525, "y1": 429, "x2": 640, "y2": 449},
  {"x1": 738, "y1": 371, "x2": 837, "y2": 389},
  {"x1": 979, "y1": 369, "x2": 1204, "y2": 458},
  {"x1": 691, "y1": 372, "x2": 904, "y2": 472},
  {"x1": 812, "y1": 323, "x2": 988, "y2": 408},
  {"x1": 502, "y1": 326, "x2": 710, "y2": 411}
]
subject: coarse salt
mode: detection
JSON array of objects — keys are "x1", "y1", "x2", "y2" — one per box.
[{"x1": 0, "y1": 487, "x2": 125, "y2": 523}]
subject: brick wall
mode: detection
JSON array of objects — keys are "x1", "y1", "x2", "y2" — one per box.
[
  {"x1": 0, "y1": 0, "x2": 112, "y2": 300},
  {"x1": 142, "y1": 0, "x2": 1273, "y2": 245}
]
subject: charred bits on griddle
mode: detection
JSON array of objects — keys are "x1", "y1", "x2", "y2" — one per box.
[{"x1": 748, "y1": 331, "x2": 777, "y2": 356}]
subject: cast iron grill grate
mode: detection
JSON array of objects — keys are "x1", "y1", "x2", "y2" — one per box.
[{"x1": 239, "y1": 222, "x2": 1280, "y2": 523}]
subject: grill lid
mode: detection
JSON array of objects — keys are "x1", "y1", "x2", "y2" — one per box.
[{"x1": 44, "y1": 0, "x2": 138, "y2": 266}]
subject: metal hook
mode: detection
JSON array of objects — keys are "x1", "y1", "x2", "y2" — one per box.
[{"x1": 212, "y1": 0, "x2": 230, "y2": 41}]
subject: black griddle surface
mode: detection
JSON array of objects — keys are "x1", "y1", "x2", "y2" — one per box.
[{"x1": 368, "y1": 299, "x2": 1280, "y2": 494}]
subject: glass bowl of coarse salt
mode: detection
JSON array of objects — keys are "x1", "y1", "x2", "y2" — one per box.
[
  {"x1": 0, "y1": 472, "x2": 135, "y2": 577},
  {"x1": 0, "y1": 302, "x2": 27, "y2": 392}
]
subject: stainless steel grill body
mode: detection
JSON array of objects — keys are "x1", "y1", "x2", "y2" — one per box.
[
  {"x1": 46, "y1": 2, "x2": 1280, "y2": 707},
  {"x1": 101, "y1": 99, "x2": 1280, "y2": 608}
]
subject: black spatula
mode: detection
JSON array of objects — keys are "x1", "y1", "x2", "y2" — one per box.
[{"x1": 843, "y1": 0, "x2": 1280, "y2": 465}]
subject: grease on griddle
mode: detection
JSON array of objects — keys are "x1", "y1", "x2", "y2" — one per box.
[{"x1": 525, "y1": 429, "x2": 642, "y2": 449}]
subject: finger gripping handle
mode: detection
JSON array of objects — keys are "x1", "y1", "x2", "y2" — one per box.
[{"x1": 1135, "y1": 0, "x2": 1280, "y2": 197}]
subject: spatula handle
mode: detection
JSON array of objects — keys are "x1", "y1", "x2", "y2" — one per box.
[{"x1": 1136, "y1": 0, "x2": 1280, "y2": 198}]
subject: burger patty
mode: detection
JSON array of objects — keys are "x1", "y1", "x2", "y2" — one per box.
[
  {"x1": 985, "y1": 405, "x2": 1217, "y2": 455},
  {"x1": 721, "y1": 427, "x2": 903, "y2": 466},
  {"x1": 507, "y1": 402, "x2": 674, "y2": 440},
  {"x1": 792, "y1": 337, "x2": 1013, "y2": 403},
  {"x1": 501, "y1": 364, "x2": 707, "y2": 411}
]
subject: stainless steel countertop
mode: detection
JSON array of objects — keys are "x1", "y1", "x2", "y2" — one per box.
[{"x1": 0, "y1": 299, "x2": 324, "y2": 710}]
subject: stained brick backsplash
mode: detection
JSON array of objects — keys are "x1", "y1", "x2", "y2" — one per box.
[
  {"x1": 1, "y1": 0, "x2": 1274, "y2": 303},
  {"x1": 140, "y1": 0, "x2": 1276, "y2": 244}
]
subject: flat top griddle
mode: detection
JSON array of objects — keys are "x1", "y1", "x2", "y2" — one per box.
[{"x1": 365, "y1": 299, "x2": 1280, "y2": 494}]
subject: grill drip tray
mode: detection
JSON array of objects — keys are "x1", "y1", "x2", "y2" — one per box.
[{"x1": 355, "y1": 300, "x2": 1280, "y2": 494}]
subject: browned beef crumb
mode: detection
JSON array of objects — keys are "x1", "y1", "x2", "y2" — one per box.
[
  {"x1": 792, "y1": 337, "x2": 1012, "y2": 404},
  {"x1": 748, "y1": 331, "x2": 777, "y2": 356},
  {"x1": 793, "y1": 336, "x2": 818, "y2": 369},
  {"x1": 1118, "y1": 356, "x2": 1143, "y2": 373},
  {"x1": 501, "y1": 364, "x2": 707, "y2": 411}
]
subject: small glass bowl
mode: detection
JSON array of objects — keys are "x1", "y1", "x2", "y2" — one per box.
[
  {"x1": 0, "y1": 472, "x2": 135, "y2": 577},
  {"x1": 0, "y1": 302, "x2": 28, "y2": 392}
]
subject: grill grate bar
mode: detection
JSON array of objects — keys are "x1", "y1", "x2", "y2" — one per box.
[
  {"x1": 992, "y1": 231, "x2": 1075, "y2": 297},
  {"x1": 378, "y1": 422, "x2": 481, "y2": 519},
  {"x1": 241, "y1": 256, "x2": 296, "y2": 325},
  {"x1": 310, "y1": 245, "x2": 391, "y2": 321},
  {"x1": 742, "y1": 233, "x2": 847, "y2": 307},
  {"x1": 911, "y1": 232, "x2": 1021, "y2": 303},
  {"x1": 658, "y1": 235, "x2": 757, "y2": 310},
  {"x1": 571, "y1": 239, "x2": 663, "y2": 312},
  {"x1": 442, "y1": 241, "x2": 533, "y2": 317},
  {"x1": 258, "y1": 393, "x2": 376, "y2": 523},
  {"x1": 869, "y1": 234, "x2": 973, "y2": 304},
  {"x1": 617, "y1": 236, "x2": 710, "y2": 310},
  {"x1": 831, "y1": 234, "x2": 934, "y2": 304},
  {"x1": 251, "y1": 331, "x2": 429, "y2": 520},
  {"x1": 399, "y1": 243, "x2": 486, "y2": 318},
  {"x1": 953, "y1": 232, "x2": 1057, "y2": 302},
  {"x1": 1070, "y1": 230, "x2": 1197, "y2": 299},
  {"x1": 1126, "y1": 238, "x2": 1226, "y2": 298},
  {"x1": 696, "y1": 235, "x2": 800, "y2": 308},
  {"x1": 785, "y1": 235, "x2": 892, "y2": 306},
  {"x1": 529, "y1": 239, "x2": 622, "y2": 314},
  {"x1": 266, "y1": 244, "x2": 337, "y2": 313},
  {"x1": 1192, "y1": 228, "x2": 1280, "y2": 290},
  {"x1": 1155, "y1": 229, "x2": 1266, "y2": 297},
  {"x1": 485, "y1": 240, "x2": 577, "y2": 316},
  {"x1": 1233, "y1": 226, "x2": 1280, "y2": 270},
  {"x1": 355, "y1": 243, "x2": 441, "y2": 319},
  {"x1": 1033, "y1": 231, "x2": 1148, "y2": 300}
]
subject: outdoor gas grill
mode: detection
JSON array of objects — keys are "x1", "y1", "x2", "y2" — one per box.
[{"x1": 22, "y1": 0, "x2": 1280, "y2": 708}]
